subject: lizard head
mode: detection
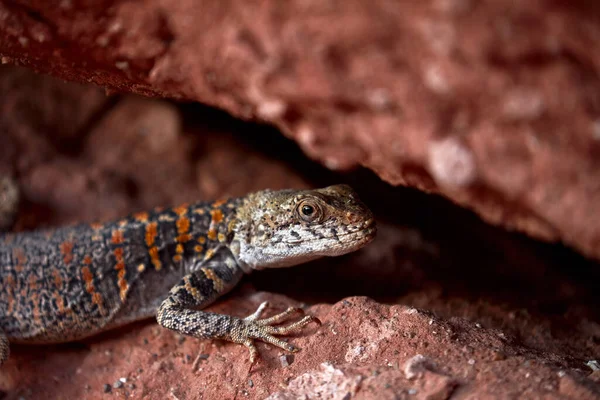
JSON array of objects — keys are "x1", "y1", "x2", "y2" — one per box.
[{"x1": 232, "y1": 184, "x2": 376, "y2": 271}]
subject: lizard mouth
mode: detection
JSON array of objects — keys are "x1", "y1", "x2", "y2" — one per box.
[
  {"x1": 352, "y1": 225, "x2": 377, "y2": 244},
  {"x1": 325, "y1": 220, "x2": 377, "y2": 248}
]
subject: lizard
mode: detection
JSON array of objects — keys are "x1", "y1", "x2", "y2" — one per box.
[{"x1": 0, "y1": 181, "x2": 376, "y2": 366}]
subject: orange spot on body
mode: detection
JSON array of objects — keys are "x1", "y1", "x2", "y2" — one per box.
[
  {"x1": 210, "y1": 209, "x2": 224, "y2": 224},
  {"x1": 90, "y1": 222, "x2": 103, "y2": 230},
  {"x1": 117, "y1": 269, "x2": 128, "y2": 301},
  {"x1": 145, "y1": 222, "x2": 157, "y2": 247},
  {"x1": 114, "y1": 247, "x2": 124, "y2": 259},
  {"x1": 60, "y1": 241, "x2": 74, "y2": 265},
  {"x1": 195, "y1": 245, "x2": 204, "y2": 253},
  {"x1": 173, "y1": 243, "x2": 184, "y2": 262},
  {"x1": 113, "y1": 247, "x2": 128, "y2": 301},
  {"x1": 53, "y1": 269, "x2": 63, "y2": 288},
  {"x1": 83, "y1": 255, "x2": 92, "y2": 265},
  {"x1": 176, "y1": 216, "x2": 191, "y2": 243},
  {"x1": 133, "y1": 211, "x2": 149, "y2": 222},
  {"x1": 176, "y1": 217, "x2": 190, "y2": 234},
  {"x1": 149, "y1": 246, "x2": 162, "y2": 271},
  {"x1": 173, "y1": 204, "x2": 189, "y2": 216},
  {"x1": 177, "y1": 234, "x2": 192, "y2": 243},
  {"x1": 54, "y1": 292, "x2": 66, "y2": 314},
  {"x1": 212, "y1": 199, "x2": 226, "y2": 207},
  {"x1": 82, "y1": 266, "x2": 105, "y2": 313},
  {"x1": 111, "y1": 229, "x2": 124, "y2": 245},
  {"x1": 198, "y1": 236, "x2": 206, "y2": 244},
  {"x1": 92, "y1": 292, "x2": 104, "y2": 307},
  {"x1": 207, "y1": 229, "x2": 217, "y2": 241},
  {"x1": 82, "y1": 266, "x2": 94, "y2": 292}
]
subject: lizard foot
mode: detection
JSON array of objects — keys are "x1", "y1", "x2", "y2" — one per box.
[{"x1": 233, "y1": 301, "x2": 321, "y2": 365}]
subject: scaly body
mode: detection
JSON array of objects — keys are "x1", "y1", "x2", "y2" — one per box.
[{"x1": 0, "y1": 184, "x2": 376, "y2": 365}]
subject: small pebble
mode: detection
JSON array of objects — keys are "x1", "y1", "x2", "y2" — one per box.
[
  {"x1": 279, "y1": 354, "x2": 294, "y2": 367},
  {"x1": 408, "y1": 388, "x2": 418, "y2": 395},
  {"x1": 103, "y1": 384, "x2": 112, "y2": 393},
  {"x1": 586, "y1": 360, "x2": 600, "y2": 371},
  {"x1": 113, "y1": 380, "x2": 124, "y2": 389},
  {"x1": 248, "y1": 379, "x2": 254, "y2": 388}
]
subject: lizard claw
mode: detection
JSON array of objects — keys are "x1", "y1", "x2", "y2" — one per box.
[{"x1": 235, "y1": 303, "x2": 320, "y2": 364}]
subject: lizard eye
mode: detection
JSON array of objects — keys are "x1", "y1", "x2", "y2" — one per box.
[
  {"x1": 302, "y1": 205, "x2": 314, "y2": 216},
  {"x1": 296, "y1": 200, "x2": 323, "y2": 223}
]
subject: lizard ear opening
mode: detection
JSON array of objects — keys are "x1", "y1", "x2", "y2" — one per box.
[{"x1": 296, "y1": 199, "x2": 324, "y2": 223}]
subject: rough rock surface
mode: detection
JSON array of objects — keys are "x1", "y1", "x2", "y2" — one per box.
[
  {"x1": 0, "y1": 1, "x2": 599, "y2": 261},
  {"x1": 0, "y1": 66, "x2": 599, "y2": 399}
]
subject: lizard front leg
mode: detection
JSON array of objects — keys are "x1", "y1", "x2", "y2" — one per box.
[{"x1": 156, "y1": 248, "x2": 320, "y2": 364}]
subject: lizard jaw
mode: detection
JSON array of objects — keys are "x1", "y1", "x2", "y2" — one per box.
[{"x1": 235, "y1": 223, "x2": 377, "y2": 270}]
